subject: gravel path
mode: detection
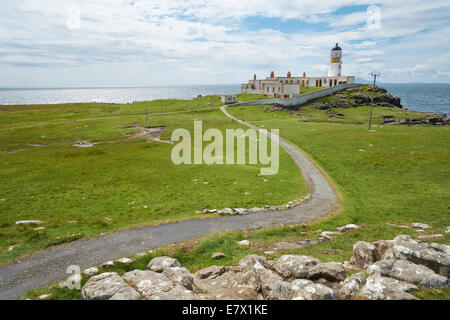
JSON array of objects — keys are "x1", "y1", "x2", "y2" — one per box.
[{"x1": 0, "y1": 106, "x2": 336, "y2": 300}]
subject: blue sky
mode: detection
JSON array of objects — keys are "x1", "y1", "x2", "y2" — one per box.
[{"x1": 0, "y1": 0, "x2": 449, "y2": 87}]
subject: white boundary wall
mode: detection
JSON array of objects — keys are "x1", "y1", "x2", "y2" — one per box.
[{"x1": 232, "y1": 83, "x2": 362, "y2": 108}]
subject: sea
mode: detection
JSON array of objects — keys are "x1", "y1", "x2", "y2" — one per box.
[{"x1": 0, "y1": 83, "x2": 448, "y2": 115}]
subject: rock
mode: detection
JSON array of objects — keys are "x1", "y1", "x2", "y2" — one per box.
[
  {"x1": 116, "y1": 257, "x2": 134, "y2": 265},
  {"x1": 33, "y1": 227, "x2": 45, "y2": 231},
  {"x1": 359, "y1": 274, "x2": 418, "y2": 300},
  {"x1": 234, "y1": 208, "x2": 247, "y2": 214},
  {"x1": 237, "y1": 240, "x2": 250, "y2": 247},
  {"x1": 411, "y1": 223, "x2": 431, "y2": 230},
  {"x1": 427, "y1": 243, "x2": 450, "y2": 256},
  {"x1": 221, "y1": 208, "x2": 233, "y2": 214},
  {"x1": 38, "y1": 294, "x2": 51, "y2": 299},
  {"x1": 194, "y1": 269, "x2": 257, "y2": 300},
  {"x1": 83, "y1": 267, "x2": 99, "y2": 277},
  {"x1": 82, "y1": 272, "x2": 133, "y2": 300},
  {"x1": 350, "y1": 241, "x2": 378, "y2": 269},
  {"x1": 212, "y1": 252, "x2": 226, "y2": 259},
  {"x1": 104, "y1": 217, "x2": 113, "y2": 222},
  {"x1": 242, "y1": 260, "x2": 283, "y2": 299},
  {"x1": 8, "y1": 246, "x2": 14, "y2": 252},
  {"x1": 277, "y1": 279, "x2": 337, "y2": 300},
  {"x1": 271, "y1": 281, "x2": 298, "y2": 300},
  {"x1": 149, "y1": 286, "x2": 198, "y2": 300},
  {"x1": 16, "y1": 220, "x2": 42, "y2": 225},
  {"x1": 101, "y1": 261, "x2": 114, "y2": 268},
  {"x1": 307, "y1": 262, "x2": 346, "y2": 282},
  {"x1": 273, "y1": 255, "x2": 321, "y2": 280},
  {"x1": 162, "y1": 267, "x2": 194, "y2": 290},
  {"x1": 367, "y1": 259, "x2": 448, "y2": 288},
  {"x1": 338, "y1": 272, "x2": 366, "y2": 299},
  {"x1": 372, "y1": 240, "x2": 393, "y2": 260},
  {"x1": 336, "y1": 224, "x2": 360, "y2": 233},
  {"x1": 320, "y1": 231, "x2": 340, "y2": 240},
  {"x1": 390, "y1": 238, "x2": 450, "y2": 277},
  {"x1": 343, "y1": 261, "x2": 359, "y2": 270},
  {"x1": 109, "y1": 286, "x2": 141, "y2": 300},
  {"x1": 122, "y1": 270, "x2": 174, "y2": 298},
  {"x1": 238, "y1": 255, "x2": 270, "y2": 272},
  {"x1": 418, "y1": 234, "x2": 443, "y2": 239},
  {"x1": 135, "y1": 252, "x2": 148, "y2": 257},
  {"x1": 393, "y1": 234, "x2": 418, "y2": 243},
  {"x1": 194, "y1": 266, "x2": 226, "y2": 280},
  {"x1": 446, "y1": 226, "x2": 450, "y2": 233},
  {"x1": 147, "y1": 256, "x2": 181, "y2": 272}
]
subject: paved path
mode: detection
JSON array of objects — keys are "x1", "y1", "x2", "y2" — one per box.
[{"x1": 0, "y1": 106, "x2": 336, "y2": 300}]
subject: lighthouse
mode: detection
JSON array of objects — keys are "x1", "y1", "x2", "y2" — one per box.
[{"x1": 328, "y1": 43, "x2": 342, "y2": 77}]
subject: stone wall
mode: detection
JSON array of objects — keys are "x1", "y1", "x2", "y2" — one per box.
[{"x1": 233, "y1": 83, "x2": 363, "y2": 108}]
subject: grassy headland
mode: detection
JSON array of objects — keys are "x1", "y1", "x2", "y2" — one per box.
[
  {"x1": 0, "y1": 94, "x2": 306, "y2": 263},
  {"x1": 14, "y1": 86, "x2": 450, "y2": 299}
]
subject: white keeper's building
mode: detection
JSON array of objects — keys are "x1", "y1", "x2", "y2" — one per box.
[{"x1": 241, "y1": 43, "x2": 355, "y2": 98}]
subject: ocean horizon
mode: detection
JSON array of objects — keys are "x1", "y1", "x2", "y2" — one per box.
[{"x1": 0, "y1": 83, "x2": 448, "y2": 116}]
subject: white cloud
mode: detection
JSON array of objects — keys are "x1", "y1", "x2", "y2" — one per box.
[{"x1": 0, "y1": 0, "x2": 448, "y2": 86}]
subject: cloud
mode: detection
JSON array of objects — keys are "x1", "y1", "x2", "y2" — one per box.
[{"x1": 0, "y1": 0, "x2": 449, "y2": 86}]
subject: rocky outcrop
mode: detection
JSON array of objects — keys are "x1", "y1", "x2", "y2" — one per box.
[
  {"x1": 147, "y1": 256, "x2": 181, "y2": 272},
  {"x1": 367, "y1": 259, "x2": 448, "y2": 288},
  {"x1": 272, "y1": 255, "x2": 320, "y2": 280},
  {"x1": 80, "y1": 234, "x2": 449, "y2": 300},
  {"x1": 82, "y1": 272, "x2": 139, "y2": 300},
  {"x1": 350, "y1": 241, "x2": 378, "y2": 269},
  {"x1": 338, "y1": 272, "x2": 366, "y2": 299},
  {"x1": 359, "y1": 274, "x2": 418, "y2": 300}
]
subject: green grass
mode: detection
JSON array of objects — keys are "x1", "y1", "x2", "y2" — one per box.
[
  {"x1": 15, "y1": 89, "x2": 450, "y2": 300},
  {"x1": 0, "y1": 97, "x2": 306, "y2": 263}
]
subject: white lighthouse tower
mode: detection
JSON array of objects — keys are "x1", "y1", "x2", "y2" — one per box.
[{"x1": 328, "y1": 43, "x2": 342, "y2": 77}]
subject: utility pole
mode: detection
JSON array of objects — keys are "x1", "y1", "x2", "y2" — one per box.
[{"x1": 368, "y1": 72, "x2": 380, "y2": 131}]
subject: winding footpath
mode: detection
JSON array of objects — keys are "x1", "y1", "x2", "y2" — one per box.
[{"x1": 0, "y1": 106, "x2": 336, "y2": 300}]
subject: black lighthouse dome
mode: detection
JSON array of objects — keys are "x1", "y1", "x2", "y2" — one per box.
[{"x1": 332, "y1": 43, "x2": 342, "y2": 51}]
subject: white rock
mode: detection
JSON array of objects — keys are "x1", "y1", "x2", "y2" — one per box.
[
  {"x1": 116, "y1": 257, "x2": 134, "y2": 265},
  {"x1": 336, "y1": 224, "x2": 360, "y2": 233},
  {"x1": 33, "y1": 227, "x2": 45, "y2": 231},
  {"x1": 82, "y1": 272, "x2": 133, "y2": 300},
  {"x1": 359, "y1": 274, "x2": 418, "y2": 300},
  {"x1": 147, "y1": 256, "x2": 181, "y2": 272},
  {"x1": 8, "y1": 245, "x2": 14, "y2": 252},
  {"x1": 273, "y1": 255, "x2": 321, "y2": 279},
  {"x1": 212, "y1": 252, "x2": 226, "y2": 259},
  {"x1": 135, "y1": 252, "x2": 148, "y2": 257},
  {"x1": 320, "y1": 231, "x2": 340, "y2": 240},
  {"x1": 411, "y1": 223, "x2": 431, "y2": 230},
  {"x1": 83, "y1": 267, "x2": 99, "y2": 277},
  {"x1": 338, "y1": 272, "x2": 366, "y2": 299},
  {"x1": 418, "y1": 234, "x2": 443, "y2": 239},
  {"x1": 350, "y1": 241, "x2": 378, "y2": 269},
  {"x1": 367, "y1": 259, "x2": 448, "y2": 288},
  {"x1": 16, "y1": 220, "x2": 42, "y2": 225},
  {"x1": 237, "y1": 240, "x2": 250, "y2": 247},
  {"x1": 101, "y1": 261, "x2": 114, "y2": 268},
  {"x1": 38, "y1": 294, "x2": 51, "y2": 300},
  {"x1": 446, "y1": 226, "x2": 450, "y2": 233}
]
